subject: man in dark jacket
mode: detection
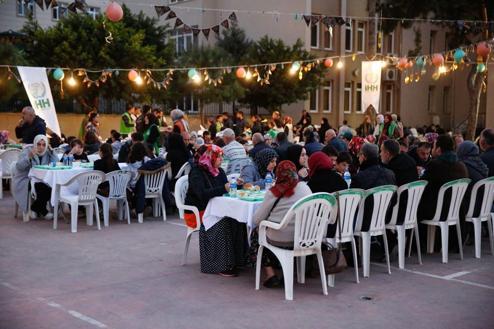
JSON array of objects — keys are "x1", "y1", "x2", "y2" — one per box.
[
  {"x1": 15, "y1": 106, "x2": 46, "y2": 144},
  {"x1": 274, "y1": 132, "x2": 293, "y2": 161},
  {"x1": 351, "y1": 143, "x2": 396, "y2": 190},
  {"x1": 248, "y1": 133, "x2": 268, "y2": 158},
  {"x1": 408, "y1": 142, "x2": 431, "y2": 169},
  {"x1": 480, "y1": 128, "x2": 494, "y2": 176},
  {"x1": 381, "y1": 139, "x2": 418, "y2": 186}
]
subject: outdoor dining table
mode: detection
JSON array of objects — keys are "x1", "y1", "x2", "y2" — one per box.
[
  {"x1": 202, "y1": 190, "x2": 266, "y2": 232},
  {"x1": 28, "y1": 162, "x2": 128, "y2": 206}
]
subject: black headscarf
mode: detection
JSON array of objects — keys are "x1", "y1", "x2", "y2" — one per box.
[
  {"x1": 254, "y1": 148, "x2": 278, "y2": 178},
  {"x1": 286, "y1": 144, "x2": 304, "y2": 170}
]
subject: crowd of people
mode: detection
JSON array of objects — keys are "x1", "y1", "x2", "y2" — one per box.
[{"x1": 5, "y1": 104, "x2": 494, "y2": 287}]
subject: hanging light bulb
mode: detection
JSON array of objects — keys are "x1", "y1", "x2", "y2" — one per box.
[
  {"x1": 438, "y1": 65, "x2": 447, "y2": 75},
  {"x1": 135, "y1": 75, "x2": 143, "y2": 85},
  {"x1": 336, "y1": 60, "x2": 344, "y2": 69},
  {"x1": 289, "y1": 61, "x2": 301, "y2": 75},
  {"x1": 192, "y1": 72, "x2": 202, "y2": 84},
  {"x1": 67, "y1": 72, "x2": 77, "y2": 87},
  {"x1": 245, "y1": 69, "x2": 253, "y2": 80}
]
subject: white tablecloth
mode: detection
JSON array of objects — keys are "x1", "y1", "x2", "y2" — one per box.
[
  {"x1": 28, "y1": 163, "x2": 129, "y2": 206},
  {"x1": 202, "y1": 195, "x2": 263, "y2": 231}
]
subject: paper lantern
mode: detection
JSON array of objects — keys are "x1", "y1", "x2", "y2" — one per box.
[
  {"x1": 477, "y1": 63, "x2": 486, "y2": 73},
  {"x1": 432, "y1": 54, "x2": 444, "y2": 67},
  {"x1": 53, "y1": 68, "x2": 64, "y2": 81},
  {"x1": 323, "y1": 58, "x2": 333, "y2": 68},
  {"x1": 397, "y1": 57, "x2": 408, "y2": 70},
  {"x1": 106, "y1": 1, "x2": 123, "y2": 22},
  {"x1": 188, "y1": 68, "x2": 198, "y2": 79},
  {"x1": 476, "y1": 42, "x2": 491, "y2": 59},
  {"x1": 128, "y1": 69, "x2": 138, "y2": 81},
  {"x1": 415, "y1": 56, "x2": 425, "y2": 69},
  {"x1": 453, "y1": 49, "x2": 465, "y2": 63},
  {"x1": 236, "y1": 67, "x2": 246, "y2": 79},
  {"x1": 291, "y1": 61, "x2": 301, "y2": 71}
]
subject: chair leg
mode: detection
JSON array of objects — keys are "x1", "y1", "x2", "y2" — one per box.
[
  {"x1": 297, "y1": 256, "x2": 306, "y2": 284},
  {"x1": 70, "y1": 203, "x2": 78, "y2": 233},
  {"x1": 351, "y1": 237, "x2": 359, "y2": 284},
  {"x1": 361, "y1": 233, "x2": 371, "y2": 278},
  {"x1": 182, "y1": 231, "x2": 193, "y2": 265},
  {"x1": 427, "y1": 225, "x2": 436, "y2": 254},
  {"x1": 382, "y1": 232, "x2": 392, "y2": 275},
  {"x1": 408, "y1": 228, "x2": 414, "y2": 258},
  {"x1": 316, "y1": 250, "x2": 328, "y2": 296},
  {"x1": 138, "y1": 213, "x2": 143, "y2": 224},
  {"x1": 439, "y1": 223, "x2": 449, "y2": 263},
  {"x1": 472, "y1": 218, "x2": 481, "y2": 259},
  {"x1": 279, "y1": 254, "x2": 294, "y2": 301},
  {"x1": 94, "y1": 201, "x2": 101, "y2": 231},
  {"x1": 160, "y1": 197, "x2": 167, "y2": 222},
  {"x1": 456, "y1": 222, "x2": 463, "y2": 260},
  {"x1": 255, "y1": 246, "x2": 264, "y2": 290},
  {"x1": 86, "y1": 205, "x2": 93, "y2": 226},
  {"x1": 153, "y1": 199, "x2": 159, "y2": 217},
  {"x1": 414, "y1": 225, "x2": 423, "y2": 265},
  {"x1": 125, "y1": 200, "x2": 131, "y2": 225},
  {"x1": 53, "y1": 201, "x2": 59, "y2": 229},
  {"x1": 327, "y1": 274, "x2": 335, "y2": 288},
  {"x1": 396, "y1": 226, "x2": 406, "y2": 270},
  {"x1": 487, "y1": 215, "x2": 494, "y2": 255},
  {"x1": 102, "y1": 199, "x2": 109, "y2": 227}
]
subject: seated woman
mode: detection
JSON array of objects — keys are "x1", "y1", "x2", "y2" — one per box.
[
  {"x1": 286, "y1": 144, "x2": 309, "y2": 181},
  {"x1": 252, "y1": 160, "x2": 312, "y2": 287},
  {"x1": 239, "y1": 148, "x2": 277, "y2": 189},
  {"x1": 64, "y1": 138, "x2": 89, "y2": 162},
  {"x1": 94, "y1": 143, "x2": 121, "y2": 196},
  {"x1": 166, "y1": 133, "x2": 191, "y2": 179},
  {"x1": 84, "y1": 131, "x2": 101, "y2": 155},
  {"x1": 12, "y1": 134, "x2": 58, "y2": 219},
  {"x1": 126, "y1": 142, "x2": 152, "y2": 189},
  {"x1": 184, "y1": 144, "x2": 248, "y2": 277}
]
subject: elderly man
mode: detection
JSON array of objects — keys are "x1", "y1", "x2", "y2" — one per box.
[
  {"x1": 351, "y1": 143, "x2": 395, "y2": 190},
  {"x1": 480, "y1": 128, "x2": 494, "y2": 176},
  {"x1": 249, "y1": 132, "x2": 268, "y2": 158},
  {"x1": 324, "y1": 129, "x2": 347, "y2": 153},
  {"x1": 15, "y1": 106, "x2": 46, "y2": 144},
  {"x1": 222, "y1": 128, "x2": 249, "y2": 174}
]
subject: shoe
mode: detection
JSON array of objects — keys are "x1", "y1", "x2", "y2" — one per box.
[
  {"x1": 30, "y1": 211, "x2": 38, "y2": 219},
  {"x1": 218, "y1": 269, "x2": 238, "y2": 277},
  {"x1": 44, "y1": 212, "x2": 54, "y2": 220},
  {"x1": 263, "y1": 275, "x2": 283, "y2": 288}
]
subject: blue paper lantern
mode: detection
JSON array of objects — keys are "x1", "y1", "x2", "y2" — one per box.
[
  {"x1": 453, "y1": 49, "x2": 465, "y2": 64},
  {"x1": 415, "y1": 56, "x2": 425, "y2": 69},
  {"x1": 53, "y1": 68, "x2": 65, "y2": 81},
  {"x1": 477, "y1": 63, "x2": 486, "y2": 73},
  {"x1": 188, "y1": 68, "x2": 198, "y2": 79}
]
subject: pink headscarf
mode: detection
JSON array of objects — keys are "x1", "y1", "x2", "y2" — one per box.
[{"x1": 199, "y1": 144, "x2": 223, "y2": 177}]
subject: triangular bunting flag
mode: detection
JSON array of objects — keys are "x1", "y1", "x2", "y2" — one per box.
[
  {"x1": 192, "y1": 28, "x2": 201, "y2": 36},
  {"x1": 303, "y1": 15, "x2": 311, "y2": 26},
  {"x1": 34, "y1": 0, "x2": 44, "y2": 10},
  {"x1": 202, "y1": 28, "x2": 210, "y2": 39},
  {"x1": 154, "y1": 6, "x2": 170, "y2": 17},
  {"x1": 335, "y1": 17, "x2": 346, "y2": 26},
  {"x1": 220, "y1": 19, "x2": 229, "y2": 29},
  {"x1": 211, "y1": 25, "x2": 220, "y2": 34},
  {"x1": 228, "y1": 12, "x2": 237, "y2": 21},
  {"x1": 311, "y1": 15, "x2": 321, "y2": 25},
  {"x1": 44, "y1": 0, "x2": 51, "y2": 8},
  {"x1": 166, "y1": 10, "x2": 176, "y2": 20},
  {"x1": 75, "y1": 0, "x2": 86, "y2": 11},
  {"x1": 183, "y1": 25, "x2": 192, "y2": 33},
  {"x1": 174, "y1": 18, "x2": 184, "y2": 29},
  {"x1": 67, "y1": 2, "x2": 77, "y2": 12}
]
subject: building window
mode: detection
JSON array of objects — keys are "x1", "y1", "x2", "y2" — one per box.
[
  {"x1": 427, "y1": 86, "x2": 436, "y2": 113},
  {"x1": 355, "y1": 83, "x2": 363, "y2": 113},
  {"x1": 430, "y1": 30, "x2": 437, "y2": 54},
  {"x1": 322, "y1": 82, "x2": 332, "y2": 113},
  {"x1": 344, "y1": 82, "x2": 352, "y2": 113},
  {"x1": 386, "y1": 32, "x2": 394, "y2": 55},
  {"x1": 345, "y1": 19, "x2": 353, "y2": 52},
  {"x1": 86, "y1": 7, "x2": 100, "y2": 19},
  {"x1": 170, "y1": 29, "x2": 198, "y2": 55},
  {"x1": 52, "y1": 3, "x2": 68, "y2": 21},
  {"x1": 176, "y1": 94, "x2": 198, "y2": 113},
  {"x1": 309, "y1": 89, "x2": 319, "y2": 113},
  {"x1": 356, "y1": 22, "x2": 365, "y2": 53},
  {"x1": 384, "y1": 85, "x2": 393, "y2": 113},
  {"x1": 311, "y1": 22, "x2": 320, "y2": 48},
  {"x1": 443, "y1": 86, "x2": 451, "y2": 114},
  {"x1": 17, "y1": 0, "x2": 35, "y2": 17},
  {"x1": 322, "y1": 24, "x2": 333, "y2": 50}
]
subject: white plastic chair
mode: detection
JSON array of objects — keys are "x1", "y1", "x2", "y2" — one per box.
[
  {"x1": 96, "y1": 170, "x2": 132, "y2": 227},
  {"x1": 0, "y1": 149, "x2": 21, "y2": 199},
  {"x1": 354, "y1": 185, "x2": 397, "y2": 278},
  {"x1": 137, "y1": 166, "x2": 168, "y2": 223},
  {"x1": 87, "y1": 153, "x2": 101, "y2": 162},
  {"x1": 174, "y1": 175, "x2": 201, "y2": 265},
  {"x1": 465, "y1": 177, "x2": 494, "y2": 259},
  {"x1": 174, "y1": 162, "x2": 191, "y2": 179},
  {"x1": 326, "y1": 189, "x2": 364, "y2": 287},
  {"x1": 255, "y1": 192, "x2": 337, "y2": 301},
  {"x1": 421, "y1": 178, "x2": 471, "y2": 263},
  {"x1": 53, "y1": 171, "x2": 105, "y2": 233},
  {"x1": 386, "y1": 180, "x2": 428, "y2": 269}
]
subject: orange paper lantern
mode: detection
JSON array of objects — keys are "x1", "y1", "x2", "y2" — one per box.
[
  {"x1": 323, "y1": 58, "x2": 333, "y2": 68},
  {"x1": 397, "y1": 57, "x2": 408, "y2": 70},
  {"x1": 476, "y1": 42, "x2": 491, "y2": 59},
  {"x1": 236, "y1": 67, "x2": 246, "y2": 79},
  {"x1": 106, "y1": 1, "x2": 123, "y2": 22},
  {"x1": 128, "y1": 69, "x2": 138, "y2": 81},
  {"x1": 432, "y1": 54, "x2": 444, "y2": 67}
]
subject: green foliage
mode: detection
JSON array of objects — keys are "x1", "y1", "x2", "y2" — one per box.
[{"x1": 0, "y1": 43, "x2": 28, "y2": 103}]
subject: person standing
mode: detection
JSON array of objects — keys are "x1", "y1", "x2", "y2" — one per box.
[
  {"x1": 120, "y1": 105, "x2": 136, "y2": 138},
  {"x1": 143, "y1": 112, "x2": 161, "y2": 155},
  {"x1": 480, "y1": 128, "x2": 494, "y2": 176},
  {"x1": 15, "y1": 106, "x2": 46, "y2": 144}
]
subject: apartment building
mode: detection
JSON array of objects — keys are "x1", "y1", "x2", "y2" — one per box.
[{"x1": 0, "y1": 0, "x2": 491, "y2": 129}]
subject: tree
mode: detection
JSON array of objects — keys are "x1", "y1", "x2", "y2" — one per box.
[
  {"x1": 0, "y1": 43, "x2": 28, "y2": 104},
  {"x1": 379, "y1": 0, "x2": 493, "y2": 139}
]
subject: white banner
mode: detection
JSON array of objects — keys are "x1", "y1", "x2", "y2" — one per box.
[
  {"x1": 361, "y1": 61, "x2": 382, "y2": 114},
  {"x1": 17, "y1": 66, "x2": 61, "y2": 137}
]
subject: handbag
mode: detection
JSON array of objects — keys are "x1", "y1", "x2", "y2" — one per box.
[{"x1": 323, "y1": 215, "x2": 348, "y2": 274}]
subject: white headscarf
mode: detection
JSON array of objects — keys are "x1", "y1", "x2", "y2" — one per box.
[{"x1": 33, "y1": 134, "x2": 49, "y2": 156}]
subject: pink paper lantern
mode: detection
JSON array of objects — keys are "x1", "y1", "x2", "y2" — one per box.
[
  {"x1": 128, "y1": 70, "x2": 138, "y2": 81},
  {"x1": 323, "y1": 58, "x2": 333, "y2": 68},
  {"x1": 397, "y1": 57, "x2": 408, "y2": 70},
  {"x1": 236, "y1": 67, "x2": 246, "y2": 79},
  {"x1": 106, "y1": 1, "x2": 123, "y2": 22},
  {"x1": 432, "y1": 54, "x2": 444, "y2": 67}
]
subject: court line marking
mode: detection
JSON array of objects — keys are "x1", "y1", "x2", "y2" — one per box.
[{"x1": 442, "y1": 270, "x2": 473, "y2": 280}]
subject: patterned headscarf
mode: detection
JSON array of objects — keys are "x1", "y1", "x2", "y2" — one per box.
[
  {"x1": 254, "y1": 148, "x2": 278, "y2": 178},
  {"x1": 424, "y1": 132, "x2": 439, "y2": 145},
  {"x1": 308, "y1": 152, "x2": 333, "y2": 178},
  {"x1": 348, "y1": 136, "x2": 366, "y2": 156},
  {"x1": 270, "y1": 160, "x2": 298, "y2": 198},
  {"x1": 199, "y1": 144, "x2": 223, "y2": 177}
]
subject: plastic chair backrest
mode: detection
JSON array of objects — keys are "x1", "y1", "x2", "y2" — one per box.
[
  {"x1": 143, "y1": 167, "x2": 167, "y2": 194},
  {"x1": 466, "y1": 176, "x2": 494, "y2": 220},
  {"x1": 280, "y1": 193, "x2": 337, "y2": 251},
  {"x1": 355, "y1": 185, "x2": 397, "y2": 234},
  {"x1": 0, "y1": 149, "x2": 21, "y2": 176},
  {"x1": 174, "y1": 175, "x2": 188, "y2": 219},
  {"x1": 229, "y1": 158, "x2": 251, "y2": 174},
  {"x1": 106, "y1": 170, "x2": 131, "y2": 199},
  {"x1": 389, "y1": 180, "x2": 428, "y2": 227},
  {"x1": 75, "y1": 171, "x2": 105, "y2": 202},
  {"x1": 335, "y1": 189, "x2": 364, "y2": 240},
  {"x1": 175, "y1": 162, "x2": 191, "y2": 179},
  {"x1": 431, "y1": 178, "x2": 471, "y2": 223}
]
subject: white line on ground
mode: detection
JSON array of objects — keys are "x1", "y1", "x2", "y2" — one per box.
[
  {"x1": 371, "y1": 262, "x2": 494, "y2": 291},
  {"x1": 1, "y1": 282, "x2": 108, "y2": 328},
  {"x1": 442, "y1": 270, "x2": 472, "y2": 280}
]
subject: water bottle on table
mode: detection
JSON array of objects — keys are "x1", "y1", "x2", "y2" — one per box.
[
  {"x1": 68, "y1": 154, "x2": 74, "y2": 166},
  {"x1": 229, "y1": 178, "x2": 237, "y2": 197},
  {"x1": 343, "y1": 170, "x2": 351, "y2": 187},
  {"x1": 265, "y1": 173, "x2": 273, "y2": 190}
]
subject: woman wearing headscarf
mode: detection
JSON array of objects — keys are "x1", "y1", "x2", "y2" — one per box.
[
  {"x1": 286, "y1": 144, "x2": 309, "y2": 181},
  {"x1": 170, "y1": 109, "x2": 190, "y2": 134},
  {"x1": 143, "y1": 112, "x2": 161, "y2": 155},
  {"x1": 307, "y1": 151, "x2": 347, "y2": 195},
  {"x1": 12, "y1": 134, "x2": 58, "y2": 219},
  {"x1": 185, "y1": 144, "x2": 248, "y2": 277},
  {"x1": 378, "y1": 114, "x2": 400, "y2": 145},
  {"x1": 239, "y1": 148, "x2": 278, "y2": 189},
  {"x1": 457, "y1": 141, "x2": 488, "y2": 183},
  {"x1": 251, "y1": 160, "x2": 312, "y2": 287}
]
